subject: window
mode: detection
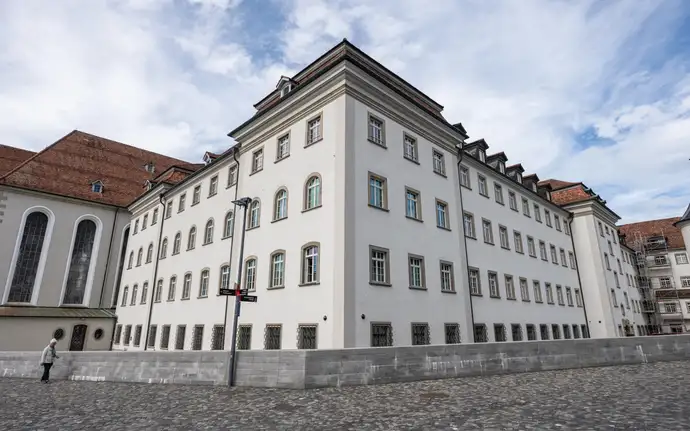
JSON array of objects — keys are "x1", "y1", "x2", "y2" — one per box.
[
  {"x1": 142, "y1": 214, "x2": 148, "y2": 230},
  {"x1": 187, "y1": 226, "x2": 197, "y2": 250},
  {"x1": 481, "y1": 219, "x2": 494, "y2": 244},
  {"x1": 660, "y1": 277, "x2": 672, "y2": 288},
  {"x1": 209, "y1": 175, "x2": 218, "y2": 196},
  {"x1": 526, "y1": 324, "x2": 537, "y2": 341},
  {"x1": 664, "y1": 302, "x2": 677, "y2": 313},
  {"x1": 608, "y1": 241, "x2": 614, "y2": 255},
  {"x1": 550, "y1": 245, "x2": 558, "y2": 264},
  {"x1": 248, "y1": 200, "x2": 260, "y2": 229},
  {"x1": 192, "y1": 325, "x2": 204, "y2": 350},
  {"x1": 564, "y1": 222, "x2": 570, "y2": 235},
  {"x1": 265, "y1": 325, "x2": 282, "y2": 350},
  {"x1": 306, "y1": 115, "x2": 322, "y2": 145},
  {"x1": 120, "y1": 286, "x2": 129, "y2": 307},
  {"x1": 141, "y1": 282, "x2": 148, "y2": 304},
  {"x1": 552, "y1": 324, "x2": 561, "y2": 340},
  {"x1": 539, "y1": 241, "x2": 547, "y2": 260},
  {"x1": 136, "y1": 247, "x2": 143, "y2": 266},
  {"x1": 133, "y1": 220, "x2": 139, "y2": 234},
  {"x1": 681, "y1": 277, "x2": 690, "y2": 288},
  {"x1": 219, "y1": 265, "x2": 230, "y2": 290},
  {"x1": 160, "y1": 325, "x2": 171, "y2": 350},
  {"x1": 494, "y1": 183, "x2": 504, "y2": 204},
  {"x1": 369, "y1": 246, "x2": 390, "y2": 285},
  {"x1": 540, "y1": 325, "x2": 550, "y2": 340},
  {"x1": 178, "y1": 193, "x2": 186, "y2": 212},
  {"x1": 469, "y1": 268, "x2": 481, "y2": 295},
  {"x1": 165, "y1": 201, "x2": 173, "y2": 219},
  {"x1": 152, "y1": 208, "x2": 158, "y2": 225},
  {"x1": 223, "y1": 211, "x2": 234, "y2": 238},
  {"x1": 147, "y1": 325, "x2": 157, "y2": 348},
  {"x1": 211, "y1": 325, "x2": 225, "y2": 350},
  {"x1": 477, "y1": 175, "x2": 488, "y2": 196},
  {"x1": 474, "y1": 324, "x2": 488, "y2": 343},
  {"x1": 527, "y1": 236, "x2": 536, "y2": 257},
  {"x1": 463, "y1": 212, "x2": 476, "y2": 238},
  {"x1": 440, "y1": 261, "x2": 454, "y2": 292},
  {"x1": 403, "y1": 134, "x2": 418, "y2": 162},
  {"x1": 566, "y1": 287, "x2": 573, "y2": 306},
  {"x1": 276, "y1": 133, "x2": 290, "y2": 160},
  {"x1": 114, "y1": 325, "x2": 122, "y2": 344},
  {"x1": 676, "y1": 253, "x2": 689, "y2": 265},
  {"x1": 654, "y1": 255, "x2": 668, "y2": 266},
  {"x1": 182, "y1": 273, "x2": 192, "y2": 299},
  {"x1": 520, "y1": 278, "x2": 530, "y2": 301},
  {"x1": 173, "y1": 233, "x2": 181, "y2": 255},
  {"x1": 534, "y1": 204, "x2": 541, "y2": 222},
  {"x1": 533, "y1": 281, "x2": 543, "y2": 302},
  {"x1": 244, "y1": 258, "x2": 257, "y2": 291},
  {"x1": 514, "y1": 231, "x2": 524, "y2": 254},
  {"x1": 371, "y1": 323, "x2": 393, "y2": 347},
  {"x1": 368, "y1": 173, "x2": 388, "y2": 209},
  {"x1": 160, "y1": 238, "x2": 168, "y2": 259},
  {"x1": 493, "y1": 324, "x2": 506, "y2": 342},
  {"x1": 368, "y1": 114, "x2": 385, "y2": 146},
  {"x1": 614, "y1": 271, "x2": 620, "y2": 288},
  {"x1": 405, "y1": 188, "x2": 421, "y2": 220},
  {"x1": 298, "y1": 325, "x2": 317, "y2": 349},
  {"x1": 432, "y1": 150, "x2": 446, "y2": 176},
  {"x1": 445, "y1": 323, "x2": 461, "y2": 344},
  {"x1": 545, "y1": 283, "x2": 554, "y2": 304},
  {"x1": 508, "y1": 191, "x2": 518, "y2": 211},
  {"x1": 274, "y1": 189, "x2": 288, "y2": 220},
  {"x1": 237, "y1": 325, "x2": 251, "y2": 350},
  {"x1": 301, "y1": 244, "x2": 320, "y2": 285},
  {"x1": 199, "y1": 269, "x2": 209, "y2": 297},
  {"x1": 459, "y1": 165, "x2": 470, "y2": 188},
  {"x1": 499, "y1": 226, "x2": 510, "y2": 249},
  {"x1": 227, "y1": 165, "x2": 237, "y2": 187},
  {"x1": 92, "y1": 182, "x2": 103, "y2": 193},
  {"x1": 563, "y1": 324, "x2": 571, "y2": 340},
  {"x1": 611, "y1": 230, "x2": 616, "y2": 242},
  {"x1": 411, "y1": 323, "x2": 430, "y2": 345},
  {"x1": 408, "y1": 255, "x2": 425, "y2": 289},
  {"x1": 305, "y1": 175, "x2": 321, "y2": 210},
  {"x1": 133, "y1": 325, "x2": 142, "y2": 346},
  {"x1": 270, "y1": 252, "x2": 285, "y2": 288},
  {"x1": 511, "y1": 324, "x2": 523, "y2": 342},
  {"x1": 505, "y1": 275, "x2": 516, "y2": 299},
  {"x1": 624, "y1": 292, "x2": 630, "y2": 309},
  {"x1": 203, "y1": 219, "x2": 214, "y2": 244},
  {"x1": 488, "y1": 272, "x2": 500, "y2": 297},
  {"x1": 557, "y1": 285, "x2": 565, "y2": 305},
  {"x1": 560, "y1": 249, "x2": 567, "y2": 267},
  {"x1": 251, "y1": 149, "x2": 264, "y2": 174},
  {"x1": 167, "y1": 276, "x2": 176, "y2": 301},
  {"x1": 569, "y1": 252, "x2": 576, "y2": 269},
  {"x1": 123, "y1": 325, "x2": 132, "y2": 345},
  {"x1": 554, "y1": 215, "x2": 562, "y2": 231},
  {"x1": 522, "y1": 197, "x2": 530, "y2": 217},
  {"x1": 63, "y1": 219, "x2": 97, "y2": 304},
  {"x1": 146, "y1": 243, "x2": 153, "y2": 263},
  {"x1": 436, "y1": 200, "x2": 449, "y2": 229},
  {"x1": 610, "y1": 289, "x2": 618, "y2": 307},
  {"x1": 545, "y1": 210, "x2": 552, "y2": 227},
  {"x1": 192, "y1": 185, "x2": 201, "y2": 205},
  {"x1": 598, "y1": 221, "x2": 604, "y2": 236},
  {"x1": 604, "y1": 253, "x2": 611, "y2": 270},
  {"x1": 155, "y1": 279, "x2": 163, "y2": 302}
]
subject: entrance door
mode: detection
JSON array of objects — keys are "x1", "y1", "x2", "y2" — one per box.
[{"x1": 70, "y1": 324, "x2": 88, "y2": 351}]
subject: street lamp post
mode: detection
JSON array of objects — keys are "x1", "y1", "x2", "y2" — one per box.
[{"x1": 228, "y1": 196, "x2": 252, "y2": 387}]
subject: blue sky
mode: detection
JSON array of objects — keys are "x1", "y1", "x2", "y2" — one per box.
[{"x1": 1, "y1": 0, "x2": 689, "y2": 223}]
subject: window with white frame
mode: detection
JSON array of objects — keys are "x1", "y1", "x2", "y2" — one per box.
[
  {"x1": 251, "y1": 149, "x2": 264, "y2": 174},
  {"x1": 499, "y1": 226, "x2": 509, "y2": 249},
  {"x1": 219, "y1": 265, "x2": 230, "y2": 290},
  {"x1": 203, "y1": 219, "x2": 214, "y2": 244},
  {"x1": 533, "y1": 281, "x2": 543, "y2": 302},
  {"x1": 494, "y1": 183, "x2": 504, "y2": 204},
  {"x1": 270, "y1": 252, "x2": 285, "y2": 288},
  {"x1": 676, "y1": 253, "x2": 689, "y2": 265},
  {"x1": 604, "y1": 253, "x2": 611, "y2": 270},
  {"x1": 274, "y1": 189, "x2": 288, "y2": 220},
  {"x1": 187, "y1": 226, "x2": 196, "y2": 250},
  {"x1": 244, "y1": 259, "x2": 256, "y2": 291},
  {"x1": 477, "y1": 175, "x2": 488, "y2": 196},
  {"x1": 569, "y1": 251, "x2": 576, "y2": 269},
  {"x1": 277, "y1": 134, "x2": 290, "y2": 160},
  {"x1": 192, "y1": 185, "x2": 201, "y2": 205},
  {"x1": 539, "y1": 241, "x2": 547, "y2": 260},
  {"x1": 522, "y1": 197, "x2": 530, "y2": 217},
  {"x1": 182, "y1": 274, "x2": 191, "y2": 299},
  {"x1": 550, "y1": 245, "x2": 558, "y2": 264},
  {"x1": 223, "y1": 211, "x2": 234, "y2": 238},
  {"x1": 488, "y1": 271, "x2": 499, "y2": 297},
  {"x1": 520, "y1": 278, "x2": 530, "y2": 301},
  {"x1": 432, "y1": 150, "x2": 446, "y2": 176},
  {"x1": 142, "y1": 214, "x2": 148, "y2": 230},
  {"x1": 227, "y1": 165, "x2": 237, "y2": 187},
  {"x1": 133, "y1": 219, "x2": 139, "y2": 234},
  {"x1": 659, "y1": 277, "x2": 672, "y2": 288},
  {"x1": 624, "y1": 291, "x2": 630, "y2": 309},
  {"x1": 509, "y1": 191, "x2": 518, "y2": 211},
  {"x1": 403, "y1": 134, "x2": 418, "y2": 162},
  {"x1": 199, "y1": 270, "x2": 209, "y2": 297},
  {"x1": 305, "y1": 175, "x2": 321, "y2": 210},
  {"x1": 209, "y1": 176, "x2": 218, "y2": 196},
  {"x1": 566, "y1": 287, "x2": 573, "y2": 306},
  {"x1": 368, "y1": 114, "x2": 385, "y2": 146},
  {"x1": 168, "y1": 276, "x2": 176, "y2": 301},
  {"x1": 469, "y1": 268, "x2": 481, "y2": 295},
  {"x1": 560, "y1": 249, "x2": 567, "y2": 267},
  {"x1": 556, "y1": 285, "x2": 565, "y2": 305},
  {"x1": 514, "y1": 231, "x2": 524, "y2": 254},
  {"x1": 136, "y1": 247, "x2": 143, "y2": 266},
  {"x1": 459, "y1": 165, "x2": 470, "y2": 188},
  {"x1": 482, "y1": 219, "x2": 494, "y2": 244},
  {"x1": 533, "y1": 204, "x2": 541, "y2": 222},
  {"x1": 140, "y1": 282, "x2": 148, "y2": 304},
  {"x1": 545, "y1": 209, "x2": 552, "y2": 226},
  {"x1": 436, "y1": 200, "x2": 449, "y2": 229},
  {"x1": 405, "y1": 188, "x2": 421, "y2": 220},
  {"x1": 248, "y1": 200, "x2": 260, "y2": 229},
  {"x1": 598, "y1": 221, "x2": 604, "y2": 236},
  {"x1": 165, "y1": 201, "x2": 173, "y2": 219},
  {"x1": 160, "y1": 238, "x2": 168, "y2": 259},
  {"x1": 370, "y1": 246, "x2": 389, "y2": 285},
  {"x1": 527, "y1": 236, "x2": 536, "y2": 257},
  {"x1": 545, "y1": 283, "x2": 554, "y2": 304},
  {"x1": 575, "y1": 288, "x2": 583, "y2": 307},
  {"x1": 440, "y1": 261, "x2": 454, "y2": 292},
  {"x1": 610, "y1": 289, "x2": 617, "y2": 307},
  {"x1": 152, "y1": 208, "x2": 158, "y2": 225},
  {"x1": 463, "y1": 212, "x2": 475, "y2": 238},
  {"x1": 155, "y1": 279, "x2": 163, "y2": 302},
  {"x1": 654, "y1": 255, "x2": 668, "y2": 266},
  {"x1": 608, "y1": 241, "x2": 614, "y2": 255},
  {"x1": 121, "y1": 286, "x2": 129, "y2": 307},
  {"x1": 306, "y1": 115, "x2": 322, "y2": 145},
  {"x1": 146, "y1": 243, "x2": 153, "y2": 263},
  {"x1": 178, "y1": 193, "x2": 186, "y2": 212},
  {"x1": 681, "y1": 277, "x2": 690, "y2": 288},
  {"x1": 301, "y1": 244, "x2": 319, "y2": 285},
  {"x1": 173, "y1": 233, "x2": 181, "y2": 255},
  {"x1": 408, "y1": 255, "x2": 425, "y2": 288},
  {"x1": 554, "y1": 215, "x2": 562, "y2": 231},
  {"x1": 505, "y1": 275, "x2": 516, "y2": 299},
  {"x1": 368, "y1": 173, "x2": 387, "y2": 209},
  {"x1": 564, "y1": 222, "x2": 570, "y2": 235}
]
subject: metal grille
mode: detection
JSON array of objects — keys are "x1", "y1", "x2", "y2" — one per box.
[
  {"x1": 444, "y1": 323, "x2": 461, "y2": 344},
  {"x1": 9, "y1": 212, "x2": 49, "y2": 303},
  {"x1": 411, "y1": 323, "x2": 430, "y2": 345},
  {"x1": 63, "y1": 220, "x2": 96, "y2": 304},
  {"x1": 581, "y1": 325, "x2": 589, "y2": 338},
  {"x1": 371, "y1": 323, "x2": 393, "y2": 347},
  {"x1": 123, "y1": 325, "x2": 132, "y2": 345},
  {"x1": 526, "y1": 324, "x2": 537, "y2": 341},
  {"x1": 133, "y1": 325, "x2": 142, "y2": 346},
  {"x1": 114, "y1": 325, "x2": 122, "y2": 344},
  {"x1": 474, "y1": 324, "x2": 488, "y2": 343},
  {"x1": 572, "y1": 325, "x2": 581, "y2": 339},
  {"x1": 494, "y1": 324, "x2": 506, "y2": 342},
  {"x1": 237, "y1": 325, "x2": 252, "y2": 350},
  {"x1": 147, "y1": 325, "x2": 157, "y2": 348},
  {"x1": 551, "y1": 324, "x2": 561, "y2": 340},
  {"x1": 265, "y1": 325, "x2": 282, "y2": 350},
  {"x1": 175, "y1": 325, "x2": 186, "y2": 350},
  {"x1": 192, "y1": 325, "x2": 204, "y2": 350},
  {"x1": 511, "y1": 324, "x2": 523, "y2": 341},
  {"x1": 211, "y1": 325, "x2": 225, "y2": 350},
  {"x1": 160, "y1": 325, "x2": 171, "y2": 349},
  {"x1": 540, "y1": 324, "x2": 549, "y2": 340},
  {"x1": 298, "y1": 325, "x2": 317, "y2": 349},
  {"x1": 562, "y1": 324, "x2": 571, "y2": 339}
]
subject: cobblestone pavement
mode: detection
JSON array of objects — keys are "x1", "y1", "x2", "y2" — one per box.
[{"x1": 2, "y1": 362, "x2": 690, "y2": 430}]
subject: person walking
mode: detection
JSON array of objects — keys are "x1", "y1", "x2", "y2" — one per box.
[{"x1": 39, "y1": 338, "x2": 60, "y2": 383}]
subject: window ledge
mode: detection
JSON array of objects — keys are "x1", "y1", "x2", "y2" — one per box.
[
  {"x1": 275, "y1": 155, "x2": 290, "y2": 164},
  {"x1": 271, "y1": 216, "x2": 287, "y2": 223},
  {"x1": 202, "y1": 242, "x2": 213, "y2": 247},
  {"x1": 197, "y1": 295, "x2": 208, "y2": 299},
  {"x1": 489, "y1": 295, "x2": 501, "y2": 299},
  {"x1": 465, "y1": 235, "x2": 477, "y2": 240},
  {"x1": 484, "y1": 241, "x2": 494, "y2": 246},
  {"x1": 302, "y1": 204, "x2": 322, "y2": 214},
  {"x1": 516, "y1": 251, "x2": 525, "y2": 255},
  {"x1": 409, "y1": 286, "x2": 427, "y2": 291},
  {"x1": 460, "y1": 184, "x2": 472, "y2": 190},
  {"x1": 305, "y1": 137, "x2": 323, "y2": 148},
  {"x1": 208, "y1": 192, "x2": 218, "y2": 198},
  {"x1": 268, "y1": 286, "x2": 285, "y2": 290},
  {"x1": 479, "y1": 193, "x2": 489, "y2": 199},
  {"x1": 506, "y1": 297, "x2": 517, "y2": 301},
  {"x1": 226, "y1": 182, "x2": 237, "y2": 189},
  {"x1": 181, "y1": 297, "x2": 190, "y2": 301},
  {"x1": 187, "y1": 247, "x2": 195, "y2": 251},
  {"x1": 368, "y1": 138, "x2": 387, "y2": 148},
  {"x1": 299, "y1": 282, "x2": 320, "y2": 287},
  {"x1": 441, "y1": 290, "x2": 456, "y2": 294},
  {"x1": 370, "y1": 282, "x2": 392, "y2": 287},
  {"x1": 246, "y1": 225, "x2": 260, "y2": 231},
  {"x1": 500, "y1": 246, "x2": 511, "y2": 251},
  {"x1": 470, "y1": 293, "x2": 483, "y2": 297},
  {"x1": 433, "y1": 171, "x2": 447, "y2": 179},
  {"x1": 166, "y1": 299, "x2": 175, "y2": 303},
  {"x1": 404, "y1": 156, "x2": 420, "y2": 165},
  {"x1": 437, "y1": 226, "x2": 451, "y2": 232},
  {"x1": 406, "y1": 215, "x2": 423, "y2": 223},
  {"x1": 222, "y1": 235, "x2": 232, "y2": 240},
  {"x1": 368, "y1": 204, "x2": 389, "y2": 212},
  {"x1": 522, "y1": 299, "x2": 531, "y2": 303},
  {"x1": 249, "y1": 168, "x2": 263, "y2": 177},
  {"x1": 191, "y1": 202, "x2": 199, "y2": 207}
]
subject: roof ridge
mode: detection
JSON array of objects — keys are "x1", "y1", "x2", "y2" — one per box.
[
  {"x1": 0, "y1": 130, "x2": 78, "y2": 181},
  {"x1": 73, "y1": 130, "x2": 193, "y2": 165}
]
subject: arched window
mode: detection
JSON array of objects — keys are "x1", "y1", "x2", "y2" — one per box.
[
  {"x1": 141, "y1": 281, "x2": 149, "y2": 304},
  {"x1": 199, "y1": 269, "x2": 210, "y2": 297},
  {"x1": 155, "y1": 279, "x2": 163, "y2": 302},
  {"x1": 168, "y1": 276, "x2": 177, "y2": 301},
  {"x1": 130, "y1": 284, "x2": 138, "y2": 306},
  {"x1": 204, "y1": 219, "x2": 214, "y2": 244},
  {"x1": 128, "y1": 251, "x2": 134, "y2": 269},
  {"x1": 182, "y1": 273, "x2": 192, "y2": 299},
  {"x1": 223, "y1": 211, "x2": 234, "y2": 238},
  {"x1": 160, "y1": 238, "x2": 168, "y2": 259},
  {"x1": 304, "y1": 175, "x2": 321, "y2": 210},
  {"x1": 188, "y1": 226, "x2": 197, "y2": 250},
  {"x1": 248, "y1": 200, "x2": 260, "y2": 229},
  {"x1": 244, "y1": 258, "x2": 257, "y2": 291},
  {"x1": 8, "y1": 211, "x2": 50, "y2": 303},
  {"x1": 121, "y1": 286, "x2": 129, "y2": 307},
  {"x1": 270, "y1": 251, "x2": 285, "y2": 288},
  {"x1": 173, "y1": 232, "x2": 181, "y2": 254},
  {"x1": 274, "y1": 189, "x2": 288, "y2": 221},
  {"x1": 301, "y1": 243, "x2": 320, "y2": 284},
  {"x1": 219, "y1": 265, "x2": 230, "y2": 290},
  {"x1": 63, "y1": 219, "x2": 97, "y2": 305},
  {"x1": 146, "y1": 243, "x2": 154, "y2": 263},
  {"x1": 136, "y1": 247, "x2": 143, "y2": 266}
]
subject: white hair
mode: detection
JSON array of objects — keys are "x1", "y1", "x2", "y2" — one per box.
[{"x1": 50, "y1": 338, "x2": 57, "y2": 344}]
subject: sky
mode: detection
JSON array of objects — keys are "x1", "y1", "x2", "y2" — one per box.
[{"x1": 1, "y1": 0, "x2": 689, "y2": 224}]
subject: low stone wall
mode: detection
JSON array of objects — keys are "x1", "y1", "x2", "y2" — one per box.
[{"x1": 2, "y1": 335, "x2": 690, "y2": 389}]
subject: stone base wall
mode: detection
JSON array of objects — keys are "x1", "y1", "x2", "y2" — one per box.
[{"x1": 3, "y1": 335, "x2": 690, "y2": 389}]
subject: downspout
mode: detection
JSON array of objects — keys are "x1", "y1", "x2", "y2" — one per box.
[
  {"x1": 222, "y1": 146, "x2": 242, "y2": 346},
  {"x1": 568, "y1": 214, "x2": 591, "y2": 338},
  {"x1": 99, "y1": 207, "x2": 119, "y2": 309},
  {"x1": 456, "y1": 146, "x2": 477, "y2": 340},
  {"x1": 144, "y1": 194, "x2": 167, "y2": 350}
]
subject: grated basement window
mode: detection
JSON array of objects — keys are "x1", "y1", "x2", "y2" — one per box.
[{"x1": 371, "y1": 323, "x2": 393, "y2": 347}]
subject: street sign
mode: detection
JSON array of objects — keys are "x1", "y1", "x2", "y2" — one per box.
[
  {"x1": 241, "y1": 295, "x2": 258, "y2": 302},
  {"x1": 219, "y1": 288, "x2": 249, "y2": 296}
]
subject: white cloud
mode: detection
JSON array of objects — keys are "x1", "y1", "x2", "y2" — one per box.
[{"x1": 0, "y1": 0, "x2": 688, "y2": 222}]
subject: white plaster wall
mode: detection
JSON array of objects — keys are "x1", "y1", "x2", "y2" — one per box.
[
  {"x1": 0, "y1": 317, "x2": 113, "y2": 351},
  {"x1": 619, "y1": 245, "x2": 647, "y2": 334}
]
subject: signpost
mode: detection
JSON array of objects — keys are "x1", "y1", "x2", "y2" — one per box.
[{"x1": 219, "y1": 287, "x2": 257, "y2": 302}]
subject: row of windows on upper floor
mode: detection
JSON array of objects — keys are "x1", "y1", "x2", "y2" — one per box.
[
  {"x1": 459, "y1": 165, "x2": 571, "y2": 237},
  {"x1": 603, "y1": 251, "x2": 638, "y2": 290},
  {"x1": 463, "y1": 211, "x2": 577, "y2": 270},
  {"x1": 609, "y1": 287, "x2": 640, "y2": 316}
]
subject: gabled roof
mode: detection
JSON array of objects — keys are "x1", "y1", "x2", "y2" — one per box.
[
  {"x1": 506, "y1": 163, "x2": 525, "y2": 174},
  {"x1": 465, "y1": 138, "x2": 489, "y2": 151},
  {"x1": 539, "y1": 179, "x2": 580, "y2": 191},
  {"x1": 0, "y1": 145, "x2": 35, "y2": 177},
  {"x1": 0, "y1": 130, "x2": 199, "y2": 208},
  {"x1": 486, "y1": 152, "x2": 508, "y2": 163},
  {"x1": 619, "y1": 217, "x2": 686, "y2": 250}
]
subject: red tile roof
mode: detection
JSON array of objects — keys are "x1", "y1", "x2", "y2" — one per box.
[
  {"x1": 619, "y1": 217, "x2": 686, "y2": 250},
  {"x1": 0, "y1": 145, "x2": 35, "y2": 177},
  {"x1": 0, "y1": 130, "x2": 199, "y2": 207},
  {"x1": 538, "y1": 179, "x2": 592, "y2": 206},
  {"x1": 539, "y1": 179, "x2": 580, "y2": 190}
]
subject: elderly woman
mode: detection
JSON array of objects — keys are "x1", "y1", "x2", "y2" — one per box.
[{"x1": 39, "y1": 338, "x2": 60, "y2": 383}]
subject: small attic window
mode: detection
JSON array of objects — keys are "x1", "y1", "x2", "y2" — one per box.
[
  {"x1": 499, "y1": 162, "x2": 505, "y2": 174},
  {"x1": 280, "y1": 83, "x2": 293, "y2": 97},
  {"x1": 532, "y1": 183, "x2": 537, "y2": 192},
  {"x1": 91, "y1": 181, "x2": 104, "y2": 193},
  {"x1": 203, "y1": 153, "x2": 213, "y2": 164},
  {"x1": 479, "y1": 150, "x2": 486, "y2": 162},
  {"x1": 546, "y1": 191, "x2": 551, "y2": 201},
  {"x1": 516, "y1": 173, "x2": 522, "y2": 184},
  {"x1": 145, "y1": 180, "x2": 154, "y2": 191},
  {"x1": 144, "y1": 162, "x2": 155, "y2": 174}
]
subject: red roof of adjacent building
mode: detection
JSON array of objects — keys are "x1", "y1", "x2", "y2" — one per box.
[
  {"x1": 0, "y1": 145, "x2": 35, "y2": 177},
  {"x1": 619, "y1": 217, "x2": 686, "y2": 250},
  {"x1": 0, "y1": 130, "x2": 200, "y2": 207},
  {"x1": 539, "y1": 179, "x2": 592, "y2": 206}
]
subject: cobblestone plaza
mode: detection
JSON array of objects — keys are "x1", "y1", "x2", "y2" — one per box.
[{"x1": 2, "y1": 362, "x2": 689, "y2": 430}]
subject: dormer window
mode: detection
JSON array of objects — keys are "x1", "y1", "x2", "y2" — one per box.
[
  {"x1": 144, "y1": 162, "x2": 155, "y2": 174},
  {"x1": 145, "y1": 180, "x2": 154, "y2": 191},
  {"x1": 91, "y1": 181, "x2": 104, "y2": 193},
  {"x1": 479, "y1": 151, "x2": 486, "y2": 162},
  {"x1": 532, "y1": 183, "x2": 537, "y2": 192},
  {"x1": 546, "y1": 191, "x2": 551, "y2": 201},
  {"x1": 499, "y1": 162, "x2": 505, "y2": 174},
  {"x1": 280, "y1": 83, "x2": 292, "y2": 97},
  {"x1": 203, "y1": 153, "x2": 213, "y2": 165},
  {"x1": 516, "y1": 173, "x2": 522, "y2": 184}
]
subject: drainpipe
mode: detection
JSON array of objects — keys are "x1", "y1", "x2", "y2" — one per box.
[
  {"x1": 222, "y1": 146, "x2": 242, "y2": 346},
  {"x1": 455, "y1": 146, "x2": 477, "y2": 341},
  {"x1": 143, "y1": 194, "x2": 167, "y2": 350},
  {"x1": 99, "y1": 207, "x2": 119, "y2": 309},
  {"x1": 568, "y1": 214, "x2": 591, "y2": 338}
]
